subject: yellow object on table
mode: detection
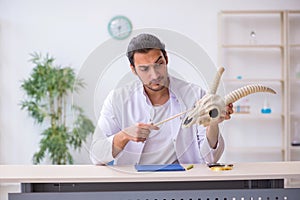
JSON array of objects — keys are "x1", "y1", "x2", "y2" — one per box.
[
  {"x1": 210, "y1": 165, "x2": 233, "y2": 171},
  {"x1": 208, "y1": 163, "x2": 233, "y2": 171}
]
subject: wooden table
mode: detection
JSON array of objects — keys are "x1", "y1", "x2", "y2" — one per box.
[{"x1": 1, "y1": 162, "x2": 300, "y2": 200}]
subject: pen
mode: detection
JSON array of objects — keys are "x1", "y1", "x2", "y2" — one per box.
[{"x1": 186, "y1": 164, "x2": 194, "y2": 170}]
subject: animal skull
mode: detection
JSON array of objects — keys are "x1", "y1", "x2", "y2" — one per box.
[{"x1": 182, "y1": 67, "x2": 276, "y2": 127}]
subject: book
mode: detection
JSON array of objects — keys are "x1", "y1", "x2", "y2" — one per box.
[{"x1": 135, "y1": 164, "x2": 185, "y2": 172}]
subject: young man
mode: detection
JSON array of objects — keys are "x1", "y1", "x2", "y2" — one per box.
[{"x1": 90, "y1": 33, "x2": 233, "y2": 165}]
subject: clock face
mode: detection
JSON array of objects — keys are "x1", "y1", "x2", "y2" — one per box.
[{"x1": 108, "y1": 16, "x2": 132, "y2": 40}]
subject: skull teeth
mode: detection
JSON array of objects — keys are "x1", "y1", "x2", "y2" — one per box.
[{"x1": 183, "y1": 117, "x2": 193, "y2": 125}]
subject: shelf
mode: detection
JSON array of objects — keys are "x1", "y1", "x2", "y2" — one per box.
[
  {"x1": 221, "y1": 44, "x2": 283, "y2": 49},
  {"x1": 221, "y1": 10, "x2": 283, "y2": 14},
  {"x1": 288, "y1": 10, "x2": 300, "y2": 14},
  {"x1": 231, "y1": 113, "x2": 283, "y2": 119},
  {"x1": 289, "y1": 146, "x2": 300, "y2": 151},
  {"x1": 289, "y1": 44, "x2": 300, "y2": 48},
  {"x1": 226, "y1": 147, "x2": 283, "y2": 153},
  {"x1": 223, "y1": 78, "x2": 283, "y2": 83},
  {"x1": 219, "y1": 10, "x2": 300, "y2": 163}
]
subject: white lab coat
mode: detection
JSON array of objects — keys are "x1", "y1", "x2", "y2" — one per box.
[{"x1": 90, "y1": 76, "x2": 224, "y2": 165}]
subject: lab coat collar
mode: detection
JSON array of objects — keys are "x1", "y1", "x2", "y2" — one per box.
[{"x1": 168, "y1": 76, "x2": 188, "y2": 112}]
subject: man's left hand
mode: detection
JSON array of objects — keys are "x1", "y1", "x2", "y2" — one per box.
[{"x1": 224, "y1": 103, "x2": 234, "y2": 120}]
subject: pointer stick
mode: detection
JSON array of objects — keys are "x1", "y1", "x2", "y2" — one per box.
[{"x1": 154, "y1": 109, "x2": 193, "y2": 127}]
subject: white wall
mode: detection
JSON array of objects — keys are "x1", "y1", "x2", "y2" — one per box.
[{"x1": 0, "y1": 0, "x2": 300, "y2": 165}]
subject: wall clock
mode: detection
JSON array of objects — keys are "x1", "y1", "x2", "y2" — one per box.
[{"x1": 107, "y1": 15, "x2": 132, "y2": 40}]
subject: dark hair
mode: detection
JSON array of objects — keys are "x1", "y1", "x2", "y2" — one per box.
[{"x1": 126, "y1": 33, "x2": 167, "y2": 67}]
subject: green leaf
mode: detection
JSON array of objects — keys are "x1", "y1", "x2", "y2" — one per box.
[
  {"x1": 21, "y1": 52, "x2": 94, "y2": 165},
  {"x1": 20, "y1": 101, "x2": 47, "y2": 123},
  {"x1": 69, "y1": 105, "x2": 95, "y2": 150}
]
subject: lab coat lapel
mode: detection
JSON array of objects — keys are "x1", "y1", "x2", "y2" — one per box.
[
  {"x1": 168, "y1": 76, "x2": 187, "y2": 138},
  {"x1": 170, "y1": 96, "x2": 183, "y2": 138}
]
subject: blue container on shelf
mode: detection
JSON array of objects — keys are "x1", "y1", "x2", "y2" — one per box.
[
  {"x1": 261, "y1": 108, "x2": 272, "y2": 114},
  {"x1": 261, "y1": 98, "x2": 271, "y2": 114}
]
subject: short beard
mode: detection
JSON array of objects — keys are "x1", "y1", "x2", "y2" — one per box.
[{"x1": 144, "y1": 84, "x2": 166, "y2": 92}]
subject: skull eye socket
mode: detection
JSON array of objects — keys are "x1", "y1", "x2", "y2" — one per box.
[{"x1": 209, "y1": 108, "x2": 219, "y2": 118}]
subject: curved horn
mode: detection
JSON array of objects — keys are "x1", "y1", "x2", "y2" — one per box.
[
  {"x1": 209, "y1": 67, "x2": 225, "y2": 94},
  {"x1": 225, "y1": 84, "x2": 276, "y2": 105}
]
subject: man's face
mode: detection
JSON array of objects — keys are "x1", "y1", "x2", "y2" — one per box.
[{"x1": 131, "y1": 49, "x2": 169, "y2": 92}]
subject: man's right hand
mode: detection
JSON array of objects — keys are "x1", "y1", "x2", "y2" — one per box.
[
  {"x1": 122, "y1": 123, "x2": 159, "y2": 142},
  {"x1": 112, "y1": 123, "x2": 159, "y2": 158}
]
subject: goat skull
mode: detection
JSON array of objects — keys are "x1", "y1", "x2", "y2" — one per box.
[{"x1": 182, "y1": 67, "x2": 276, "y2": 127}]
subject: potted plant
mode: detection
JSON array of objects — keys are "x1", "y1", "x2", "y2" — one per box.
[{"x1": 20, "y1": 52, "x2": 95, "y2": 164}]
